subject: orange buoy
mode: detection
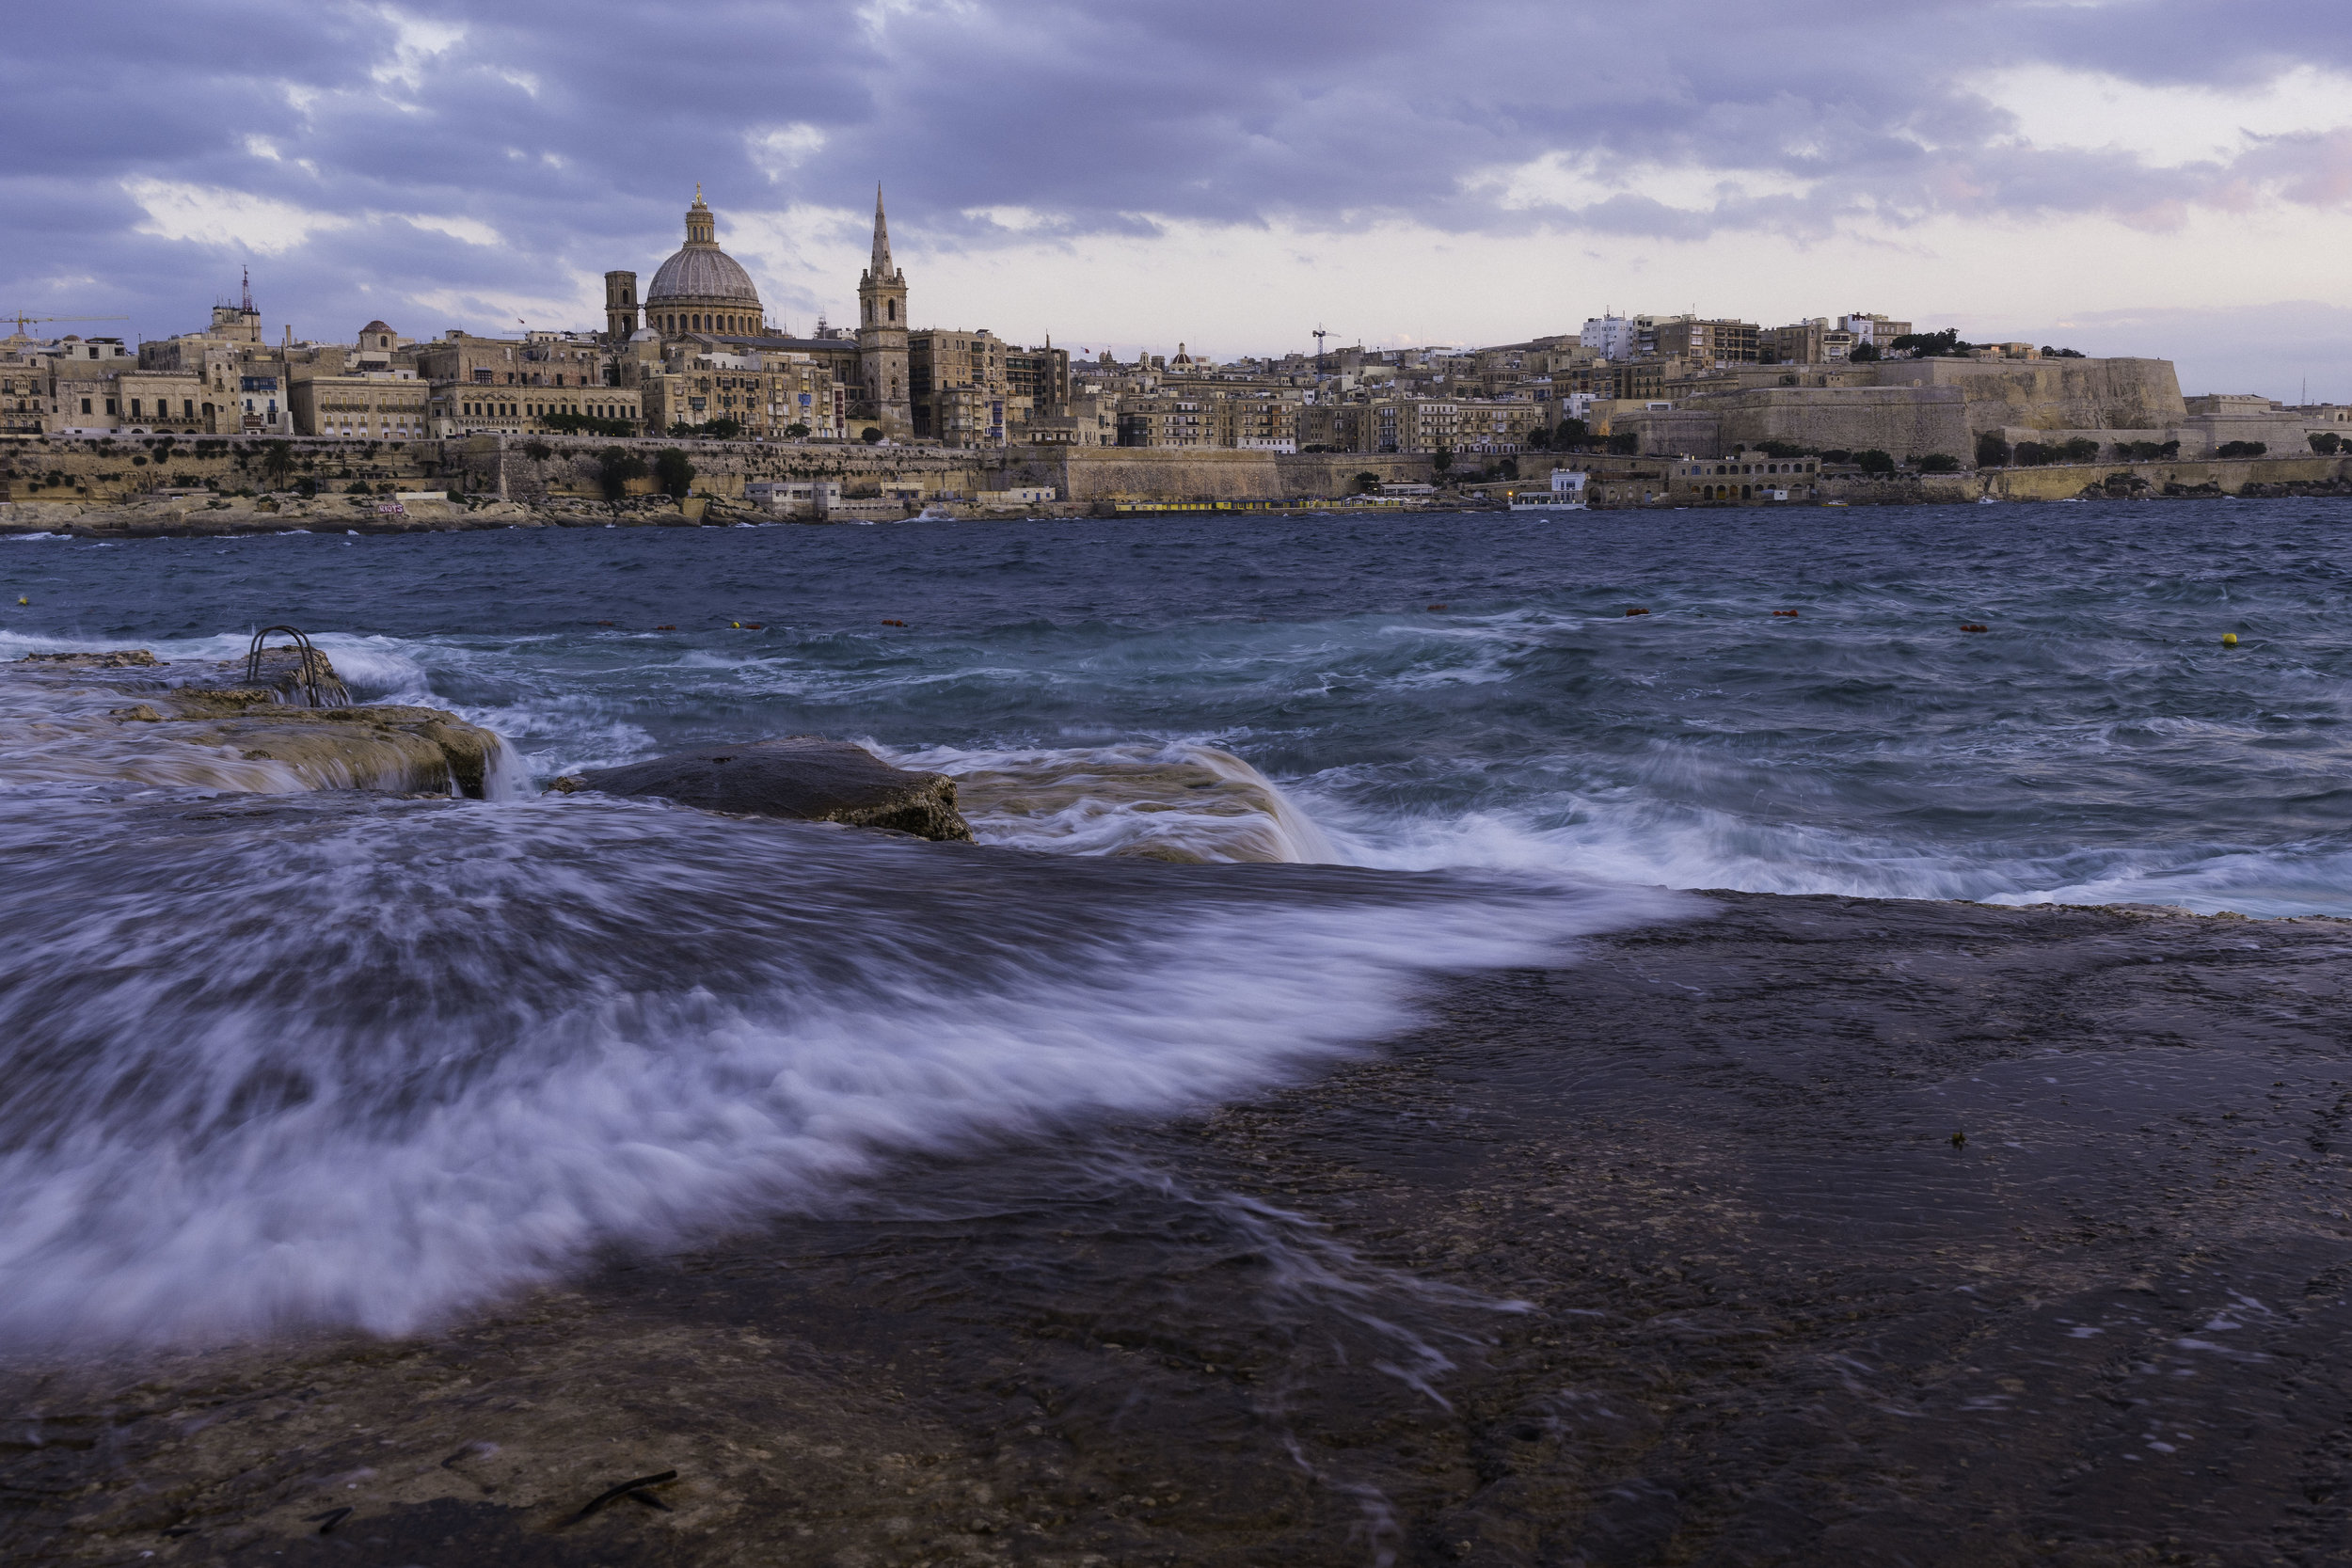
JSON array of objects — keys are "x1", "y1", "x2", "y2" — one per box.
[
  {"x1": 1772, "y1": 609, "x2": 1800, "y2": 618},
  {"x1": 654, "y1": 624, "x2": 676, "y2": 631},
  {"x1": 1960, "y1": 623, "x2": 1988, "y2": 633},
  {"x1": 882, "y1": 619, "x2": 907, "y2": 627},
  {"x1": 1625, "y1": 607, "x2": 1650, "y2": 617}
]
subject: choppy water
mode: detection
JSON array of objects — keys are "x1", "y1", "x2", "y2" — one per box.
[{"x1": 1, "y1": 500, "x2": 2345, "y2": 1345}]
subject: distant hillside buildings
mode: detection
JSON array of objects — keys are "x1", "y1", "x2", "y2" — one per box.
[{"x1": 4, "y1": 191, "x2": 2349, "y2": 468}]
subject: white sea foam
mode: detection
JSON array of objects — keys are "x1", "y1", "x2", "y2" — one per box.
[
  {"x1": 888, "y1": 738, "x2": 1344, "y2": 863},
  {"x1": 0, "y1": 797, "x2": 1685, "y2": 1346}
]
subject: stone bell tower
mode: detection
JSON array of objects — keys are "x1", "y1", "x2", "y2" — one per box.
[
  {"x1": 604, "y1": 271, "x2": 639, "y2": 344},
  {"x1": 856, "y1": 186, "x2": 911, "y2": 437}
]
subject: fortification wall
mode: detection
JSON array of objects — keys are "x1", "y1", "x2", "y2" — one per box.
[
  {"x1": 456, "y1": 436, "x2": 984, "y2": 502},
  {"x1": 1871, "y1": 357, "x2": 2187, "y2": 435},
  {"x1": 1616, "y1": 409, "x2": 1724, "y2": 458},
  {"x1": 1982, "y1": 453, "x2": 2352, "y2": 500},
  {"x1": 983, "y1": 448, "x2": 1432, "y2": 502},
  {"x1": 0, "y1": 433, "x2": 455, "y2": 503},
  {"x1": 1689, "y1": 386, "x2": 1972, "y2": 462}
]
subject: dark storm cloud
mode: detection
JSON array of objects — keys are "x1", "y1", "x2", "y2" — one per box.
[{"x1": 4, "y1": 0, "x2": 2345, "y2": 338}]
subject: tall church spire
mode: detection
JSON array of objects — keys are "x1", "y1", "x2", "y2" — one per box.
[{"x1": 870, "y1": 185, "x2": 894, "y2": 277}]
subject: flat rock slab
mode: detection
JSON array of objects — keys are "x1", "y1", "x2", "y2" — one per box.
[
  {"x1": 575, "y1": 737, "x2": 973, "y2": 842},
  {"x1": 8, "y1": 892, "x2": 2351, "y2": 1566}
]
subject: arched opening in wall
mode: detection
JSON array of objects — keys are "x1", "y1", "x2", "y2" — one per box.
[{"x1": 888, "y1": 300, "x2": 897, "y2": 323}]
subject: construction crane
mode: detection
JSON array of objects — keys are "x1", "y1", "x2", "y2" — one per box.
[
  {"x1": 1312, "y1": 325, "x2": 1329, "y2": 372},
  {"x1": 7, "y1": 312, "x2": 129, "y2": 339}
]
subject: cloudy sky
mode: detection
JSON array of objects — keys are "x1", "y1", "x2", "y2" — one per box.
[{"x1": 9, "y1": 0, "x2": 2352, "y2": 398}]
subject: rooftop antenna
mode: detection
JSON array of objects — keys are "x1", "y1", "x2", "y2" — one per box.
[{"x1": 239, "y1": 267, "x2": 254, "y2": 313}]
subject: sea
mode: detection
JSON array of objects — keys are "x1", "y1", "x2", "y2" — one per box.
[{"x1": 0, "y1": 499, "x2": 2344, "y2": 1347}]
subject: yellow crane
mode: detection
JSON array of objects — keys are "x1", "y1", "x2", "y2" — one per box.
[{"x1": 6, "y1": 312, "x2": 129, "y2": 339}]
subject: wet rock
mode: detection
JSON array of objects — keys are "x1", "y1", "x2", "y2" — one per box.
[
  {"x1": 11, "y1": 891, "x2": 2352, "y2": 1566},
  {"x1": 8, "y1": 647, "x2": 502, "y2": 798},
  {"x1": 19, "y1": 649, "x2": 161, "y2": 669},
  {"x1": 574, "y1": 736, "x2": 974, "y2": 842},
  {"x1": 163, "y1": 703, "x2": 503, "y2": 797}
]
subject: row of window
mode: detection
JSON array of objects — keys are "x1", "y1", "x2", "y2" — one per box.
[
  {"x1": 455, "y1": 401, "x2": 633, "y2": 420},
  {"x1": 660, "y1": 311, "x2": 755, "y2": 335}
]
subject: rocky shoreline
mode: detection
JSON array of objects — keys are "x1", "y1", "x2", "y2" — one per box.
[
  {"x1": 5, "y1": 890, "x2": 2345, "y2": 1566},
  {"x1": 9, "y1": 472, "x2": 2349, "y2": 537}
]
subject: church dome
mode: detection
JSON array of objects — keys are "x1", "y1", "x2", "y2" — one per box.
[
  {"x1": 647, "y1": 245, "x2": 759, "y2": 305},
  {"x1": 644, "y1": 187, "x2": 763, "y2": 338}
]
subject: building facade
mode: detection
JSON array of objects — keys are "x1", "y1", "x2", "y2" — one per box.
[{"x1": 291, "y1": 371, "x2": 430, "y2": 440}]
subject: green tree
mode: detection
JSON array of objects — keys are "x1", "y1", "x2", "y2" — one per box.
[
  {"x1": 860, "y1": 426, "x2": 883, "y2": 444},
  {"x1": 2217, "y1": 440, "x2": 2267, "y2": 458},
  {"x1": 1431, "y1": 446, "x2": 1454, "y2": 475},
  {"x1": 1353, "y1": 471, "x2": 1381, "y2": 495},
  {"x1": 653, "y1": 448, "x2": 695, "y2": 499},
  {"x1": 522, "y1": 440, "x2": 554, "y2": 463},
  {"x1": 2057, "y1": 437, "x2": 2101, "y2": 463},
  {"x1": 2013, "y1": 441, "x2": 2049, "y2": 467},
  {"x1": 343, "y1": 480, "x2": 372, "y2": 495},
  {"x1": 1890, "y1": 329, "x2": 1965, "y2": 357},
  {"x1": 1916, "y1": 453, "x2": 1962, "y2": 473},
  {"x1": 1556, "y1": 417, "x2": 1590, "y2": 448},
  {"x1": 1855, "y1": 449, "x2": 1896, "y2": 475},
  {"x1": 1606, "y1": 432, "x2": 1640, "y2": 455},
  {"x1": 261, "y1": 440, "x2": 294, "y2": 489},
  {"x1": 1975, "y1": 433, "x2": 2012, "y2": 468},
  {"x1": 785, "y1": 423, "x2": 811, "y2": 438},
  {"x1": 2311, "y1": 432, "x2": 2344, "y2": 455},
  {"x1": 1849, "y1": 341, "x2": 1883, "y2": 362},
  {"x1": 596, "y1": 447, "x2": 649, "y2": 500}
]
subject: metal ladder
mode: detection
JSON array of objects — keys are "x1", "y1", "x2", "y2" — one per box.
[{"x1": 244, "y1": 626, "x2": 347, "y2": 707}]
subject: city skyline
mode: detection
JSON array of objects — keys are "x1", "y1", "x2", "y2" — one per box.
[{"x1": 8, "y1": 2, "x2": 2352, "y2": 398}]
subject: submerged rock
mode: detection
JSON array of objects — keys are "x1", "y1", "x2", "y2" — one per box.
[
  {"x1": 19, "y1": 649, "x2": 162, "y2": 669},
  {"x1": 571, "y1": 737, "x2": 974, "y2": 842}
]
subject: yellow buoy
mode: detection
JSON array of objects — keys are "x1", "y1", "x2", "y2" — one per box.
[
  {"x1": 2221, "y1": 633, "x2": 2239, "y2": 647},
  {"x1": 14, "y1": 596, "x2": 23, "y2": 606}
]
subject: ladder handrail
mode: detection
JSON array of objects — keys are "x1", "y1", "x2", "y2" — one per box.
[{"x1": 244, "y1": 626, "x2": 337, "y2": 708}]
